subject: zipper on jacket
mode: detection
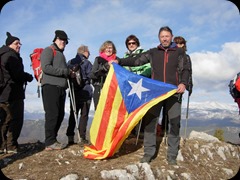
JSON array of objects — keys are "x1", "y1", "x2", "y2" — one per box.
[{"x1": 163, "y1": 49, "x2": 168, "y2": 83}]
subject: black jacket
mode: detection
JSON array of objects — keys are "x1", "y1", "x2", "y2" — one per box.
[
  {"x1": 119, "y1": 43, "x2": 189, "y2": 87},
  {"x1": 90, "y1": 56, "x2": 118, "y2": 86},
  {"x1": 0, "y1": 45, "x2": 32, "y2": 102}
]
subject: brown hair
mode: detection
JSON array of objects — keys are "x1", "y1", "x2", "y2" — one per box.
[
  {"x1": 125, "y1": 34, "x2": 140, "y2": 48},
  {"x1": 99, "y1": 40, "x2": 117, "y2": 54},
  {"x1": 173, "y1": 36, "x2": 187, "y2": 51}
]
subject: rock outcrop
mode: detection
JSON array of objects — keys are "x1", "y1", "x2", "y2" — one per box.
[{"x1": 0, "y1": 131, "x2": 239, "y2": 180}]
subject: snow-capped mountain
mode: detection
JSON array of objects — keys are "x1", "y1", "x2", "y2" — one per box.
[
  {"x1": 22, "y1": 101, "x2": 240, "y2": 144},
  {"x1": 24, "y1": 101, "x2": 240, "y2": 126}
]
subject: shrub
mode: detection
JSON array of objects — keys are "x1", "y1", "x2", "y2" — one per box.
[{"x1": 214, "y1": 128, "x2": 224, "y2": 141}]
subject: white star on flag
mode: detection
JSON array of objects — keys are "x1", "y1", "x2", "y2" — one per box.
[{"x1": 127, "y1": 78, "x2": 150, "y2": 99}]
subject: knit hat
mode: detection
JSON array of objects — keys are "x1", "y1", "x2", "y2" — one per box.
[
  {"x1": 53, "y1": 30, "x2": 69, "y2": 44},
  {"x1": 5, "y1": 32, "x2": 20, "y2": 46}
]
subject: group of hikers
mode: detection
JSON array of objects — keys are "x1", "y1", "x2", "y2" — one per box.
[{"x1": 0, "y1": 26, "x2": 191, "y2": 165}]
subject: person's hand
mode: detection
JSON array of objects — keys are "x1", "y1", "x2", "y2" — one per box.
[
  {"x1": 72, "y1": 64, "x2": 80, "y2": 72},
  {"x1": 177, "y1": 83, "x2": 186, "y2": 93},
  {"x1": 26, "y1": 73, "x2": 33, "y2": 82},
  {"x1": 108, "y1": 60, "x2": 118, "y2": 65},
  {"x1": 69, "y1": 69, "x2": 76, "y2": 78}
]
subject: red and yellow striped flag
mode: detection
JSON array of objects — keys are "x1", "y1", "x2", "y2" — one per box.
[{"x1": 84, "y1": 63, "x2": 177, "y2": 159}]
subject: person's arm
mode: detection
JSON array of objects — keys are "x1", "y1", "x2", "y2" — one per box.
[
  {"x1": 177, "y1": 50, "x2": 190, "y2": 93},
  {"x1": 7, "y1": 55, "x2": 32, "y2": 83},
  {"x1": 41, "y1": 47, "x2": 69, "y2": 78},
  {"x1": 85, "y1": 60, "x2": 93, "y2": 83},
  {"x1": 118, "y1": 51, "x2": 151, "y2": 66}
]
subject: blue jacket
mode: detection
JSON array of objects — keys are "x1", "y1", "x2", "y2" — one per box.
[{"x1": 68, "y1": 53, "x2": 93, "y2": 101}]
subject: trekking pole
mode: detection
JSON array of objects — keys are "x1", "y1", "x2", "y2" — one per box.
[
  {"x1": 67, "y1": 79, "x2": 81, "y2": 143},
  {"x1": 135, "y1": 119, "x2": 142, "y2": 145},
  {"x1": 184, "y1": 92, "x2": 190, "y2": 144},
  {"x1": 163, "y1": 112, "x2": 168, "y2": 146}
]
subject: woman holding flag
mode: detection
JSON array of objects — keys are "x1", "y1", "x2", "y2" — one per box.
[{"x1": 90, "y1": 41, "x2": 119, "y2": 110}]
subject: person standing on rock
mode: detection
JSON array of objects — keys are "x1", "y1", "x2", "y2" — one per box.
[
  {"x1": 115, "y1": 26, "x2": 190, "y2": 165},
  {"x1": 0, "y1": 32, "x2": 33, "y2": 154},
  {"x1": 41, "y1": 30, "x2": 73, "y2": 151}
]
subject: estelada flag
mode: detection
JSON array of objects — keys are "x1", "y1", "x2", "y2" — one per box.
[{"x1": 84, "y1": 63, "x2": 177, "y2": 159}]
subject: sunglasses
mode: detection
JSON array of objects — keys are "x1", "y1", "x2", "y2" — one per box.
[{"x1": 128, "y1": 42, "x2": 136, "y2": 45}]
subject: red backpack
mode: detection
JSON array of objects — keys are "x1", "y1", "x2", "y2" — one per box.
[{"x1": 30, "y1": 46, "x2": 56, "y2": 97}]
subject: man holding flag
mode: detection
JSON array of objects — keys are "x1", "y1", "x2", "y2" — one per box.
[
  {"x1": 84, "y1": 63, "x2": 177, "y2": 160},
  {"x1": 116, "y1": 26, "x2": 190, "y2": 165},
  {"x1": 84, "y1": 26, "x2": 189, "y2": 165}
]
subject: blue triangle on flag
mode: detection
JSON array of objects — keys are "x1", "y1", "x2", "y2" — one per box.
[{"x1": 113, "y1": 63, "x2": 177, "y2": 113}]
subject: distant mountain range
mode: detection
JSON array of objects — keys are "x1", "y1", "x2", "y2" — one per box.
[{"x1": 21, "y1": 101, "x2": 240, "y2": 144}]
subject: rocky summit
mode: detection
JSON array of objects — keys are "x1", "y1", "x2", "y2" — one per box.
[{"x1": 0, "y1": 131, "x2": 239, "y2": 180}]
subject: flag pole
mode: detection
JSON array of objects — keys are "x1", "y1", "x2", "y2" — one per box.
[{"x1": 184, "y1": 92, "x2": 190, "y2": 144}]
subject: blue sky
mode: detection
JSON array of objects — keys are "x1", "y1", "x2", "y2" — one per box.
[{"x1": 0, "y1": 0, "x2": 240, "y2": 113}]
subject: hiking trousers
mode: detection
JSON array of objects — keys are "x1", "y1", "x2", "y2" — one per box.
[
  {"x1": 143, "y1": 94, "x2": 181, "y2": 159},
  {"x1": 42, "y1": 84, "x2": 66, "y2": 146},
  {"x1": 66, "y1": 99, "x2": 91, "y2": 139},
  {"x1": 0, "y1": 100, "x2": 24, "y2": 151}
]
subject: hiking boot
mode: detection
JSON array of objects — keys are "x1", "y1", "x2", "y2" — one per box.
[
  {"x1": 78, "y1": 138, "x2": 89, "y2": 146},
  {"x1": 7, "y1": 148, "x2": 18, "y2": 154},
  {"x1": 140, "y1": 155, "x2": 152, "y2": 163},
  {"x1": 68, "y1": 136, "x2": 75, "y2": 145},
  {"x1": 45, "y1": 142, "x2": 66, "y2": 151},
  {"x1": 0, "y1": 149, "x2": 6, "y2": 155},
  {"x1": 167, "y1": 156, "x2": 177, "y2": 165}
]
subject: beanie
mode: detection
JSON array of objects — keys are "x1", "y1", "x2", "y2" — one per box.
[
  {"x1": 53, "y1": 30, "x2": 69, "y2": 44},
  {"x1": 5, "y1": 32, "x2": 20, "y2": 46}
]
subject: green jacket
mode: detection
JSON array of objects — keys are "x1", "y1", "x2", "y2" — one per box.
[{"x1": 123, "y1": 47, "x2": 151, "y2": 77}]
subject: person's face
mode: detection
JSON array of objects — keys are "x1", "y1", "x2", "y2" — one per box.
[
  {"x1": 55, "y1": 38, "x2": 67, "y2": 50},
  {"x1": 176, "y1": 43, "x2": 184, "y2": 48},
  {"x1": 127, "y1": 40, "x2": 137, "y2": 52},
  {"x1": 9, "y1": 40, "x2": 22, "y2": 53},
  {"x1": 104, "y1": 45, "x2": 113, "y2": 56},
  {"x1": 83, "y1": 50, "x2": 90, "y2": 58},
  {"x1": 159, "y1": 30, "x2": 173, "y2": 48}
]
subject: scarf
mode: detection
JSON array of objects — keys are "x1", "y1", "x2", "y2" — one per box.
[{"x1": 99, "y1": 52, "x2": 116, "y2": 62}]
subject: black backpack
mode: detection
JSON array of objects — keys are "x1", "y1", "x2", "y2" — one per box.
[
  {"x1": 228, "y1": 72, "x2": 240, "y2": 99},
  {"x1": 178, "y1": 54, "x2": 193, "y2": 96},
  {"x1": 68, "y1": 59, "x2": 83, "y2": 89}
]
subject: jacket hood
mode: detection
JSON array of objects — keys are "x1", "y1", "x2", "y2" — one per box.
[
  {"x1": 0, "y1": 45, "x2": 11, "y2": 55},
  {"x1": 72, "y1": 54, "x2": 84, "y2": 64},
  {"x1": 158, "y1": 42, "x2": 177, "y2": 50}
]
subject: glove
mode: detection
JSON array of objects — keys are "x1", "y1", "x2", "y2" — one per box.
[
  {"x1": 25, "y1": 73, "x2": 33, "y2": 82},
  {"x1": 72, "y1": 64, "x2": 80, "y2": 72},
  {"x1": 69, "y1": 69, "x2": 76, "y2": 79}
]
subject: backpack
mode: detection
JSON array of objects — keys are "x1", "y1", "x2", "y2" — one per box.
[
  {"x1": 30, "y1": 46, "x2": 56, "y2": 97},
  {"x1": 68, "y1": 59, "x2": 83, "y2": 89},
  {"x1": 228, "y1": 72, "x2": 240, "y2": 99},
  {"x1": 178, "y1": 54, "x2": 193, "y2": 96}
]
